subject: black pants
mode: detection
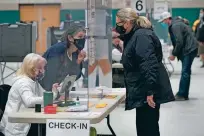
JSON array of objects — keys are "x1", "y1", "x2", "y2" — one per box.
[
  {"x1": 0, "y1": 132, "x2": 4, "y2": 136},
  {"x1": 177, "y1": 50, "x2": 196, "y2": 98},
  {"x1": 136, "y1": 104, "x2": 160, "y2": 136}
]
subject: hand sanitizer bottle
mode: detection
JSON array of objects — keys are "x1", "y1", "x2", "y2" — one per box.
[{"x1": 76, "y1": 96, "x2": 80, "y2": 106}]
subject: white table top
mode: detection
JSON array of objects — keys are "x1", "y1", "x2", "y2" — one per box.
[
  {"x1": 112, "y1": 63, "x2": 123, "y2": 69},
  {"x1": 8, "y1": 88, "x2": 126, "y2": 124}
]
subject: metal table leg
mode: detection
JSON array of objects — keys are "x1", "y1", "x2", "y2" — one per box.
[
  {"x1": 0, "y1": 63, "x2": 4, "y2": 84},
  {"x1": 0, "y1": 62, "x2": 19, "y2": 84},
  {"x1": 97, "y1": 115, "x2": 116, "y2": 136},
  {"x1": 38, "y1": 124, "x2": 42, "y2": 136},
  {"x1": 162, "y1": 58, "x2": 175, "y2": 77},
  {"x1": 168, "y1": 58, "x2": 175, "y2": 76}
]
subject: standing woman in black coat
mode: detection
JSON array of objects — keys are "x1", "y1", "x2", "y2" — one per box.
[
  {"x1": 196, "y1": 9, "x2": 204, "y2": 67},
  {"x1": 114, "y1": 8, "x2": 175, "y2": 136}
]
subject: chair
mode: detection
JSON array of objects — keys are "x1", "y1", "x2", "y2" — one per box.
[
  {"x1": 0, "y1": 132, "x2": 4, "y2": 136},
  {"x1": 0, "y1": 84, "x2": 11, "y2": 121},
  {"x1": 0, "y1": 84, "x2": 11, "y2": 136}
]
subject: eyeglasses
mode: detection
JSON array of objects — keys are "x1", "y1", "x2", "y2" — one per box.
[{"x1": 116, "y1": 21, "x2": 125, "y2": 26}]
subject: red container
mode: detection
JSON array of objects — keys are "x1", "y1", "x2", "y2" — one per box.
[{"x1": 44, "y1": 105, "x2": 56, "y2": 114}]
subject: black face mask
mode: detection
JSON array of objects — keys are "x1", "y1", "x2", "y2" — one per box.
[
  {"x1": 118, "y1": 34, "x2": 125, "y2": 41},
  {"x1": 74, "y1": 38, "x2": 86, "y2": 50},
  {"x1": 115, "y1": 24, "x2": 126, "y2": 35}
]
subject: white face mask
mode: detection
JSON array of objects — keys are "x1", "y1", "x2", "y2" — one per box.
[
  {"x1": 199, "y1": 13, "x2": 204, "y2": 19},
  {"x1": 36, "y1": 72, "x2": 45, "y2": 81}
]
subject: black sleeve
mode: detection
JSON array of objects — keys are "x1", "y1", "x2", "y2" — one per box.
[
  {"x1": 42, "y1": 50, "x2": 49, "y2": 59},
  {"x1": 76, "y1": 62, "x2": 83, "y2": 80},
  {"x1": 171, "y1": 24, "x2": 184, "y2": 56},
  {"x1": 135, "y1": 35, "x2": 159, "y2": 96},
  {"x1": 197, "y1": 25, "x2": 204, "y2": 42}
]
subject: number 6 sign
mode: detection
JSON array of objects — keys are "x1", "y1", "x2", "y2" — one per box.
[{"x1": 131, "y1": 0, "x2": 146, "y2": 13}]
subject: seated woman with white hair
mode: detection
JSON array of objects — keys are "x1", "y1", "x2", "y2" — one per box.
[{"x1": 0, "y1": 53, "x2": 59, "y2": 136}]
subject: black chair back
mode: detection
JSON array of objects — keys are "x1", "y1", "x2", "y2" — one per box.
[{"x1": 0, "y1": 84, "x2": 11, "y2": 121}]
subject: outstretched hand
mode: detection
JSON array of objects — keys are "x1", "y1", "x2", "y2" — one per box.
[
  {"x1": 77, "y1": 51, "x2": 86, "y2": 64},
  {"x1": 52, "y1": 83, "x2": 60, "y2": 92}
]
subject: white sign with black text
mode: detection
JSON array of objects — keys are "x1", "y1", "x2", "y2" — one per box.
[
  {"x1": 153, "y1": 1, "x2": 168, "y2": 20},
  {"x1": 46, "y1": 119, "x2": 90, "y2": 136},
  {"x1": 131, "y1": 0, "x2": 146, "y2": 14}
]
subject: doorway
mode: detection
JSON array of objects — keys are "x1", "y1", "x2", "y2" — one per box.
[{"x1": 20, "y1": 4, "x2": 60, "y2": 54}]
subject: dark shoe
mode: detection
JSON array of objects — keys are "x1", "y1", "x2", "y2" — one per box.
[
  {"x1": 175, "y1": 95, "x2": 189, "y2": 101},
  {"x1": 201, "y1": 64, "x2": 204, "y2": 68}
]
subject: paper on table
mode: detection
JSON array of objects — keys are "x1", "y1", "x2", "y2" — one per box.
[
  {"x1": 89, "y1": 112, "x2": 102, "y2": 117},
  {"x1": 70, "y1": 112, "x2": 102, "y2": 117},
  {"x1": 71, "y1": 112, "x2": 91, "y2": 117},
  {"x1": 65, "y1": 105, "x2": 87, "y2": 112},
  {"x1": 111, "y1": 88, "x2": 126, "y2": 93}
]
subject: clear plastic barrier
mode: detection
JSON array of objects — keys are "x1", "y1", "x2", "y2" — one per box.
[{"x1": 0, "y1": 0, "x2": 113, "y2": 111}]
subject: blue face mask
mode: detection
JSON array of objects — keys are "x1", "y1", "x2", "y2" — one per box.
[{"x1": 161, "y1": 22, "x2": 168, "y2": 28}]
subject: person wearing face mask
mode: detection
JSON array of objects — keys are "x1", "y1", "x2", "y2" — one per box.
[
  {"x1": 112, "y1": 31, "x2": 124, "y2": 88},
  {"x1": 159, "y1": 12, "x2": 198, "y2": 101},
  {"x1": 39, "y1": 24, "x2": 86, "y2": 91},
  {"x1": 114, "y1": 8, "x2": 174, "y2": 136},
  {"x1": 0, "y1": 53, "x2": 59, "y2": 136},
  {"x1": 196, "y1": 9, "x2": 204, "y2": 67}
]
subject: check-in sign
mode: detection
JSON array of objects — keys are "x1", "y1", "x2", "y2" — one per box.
[{"x1": 46, "y1": 119, "x2": 90, "y2": 136}]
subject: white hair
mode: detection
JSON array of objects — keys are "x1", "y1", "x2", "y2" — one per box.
[{"x1": 16, "y1": 53, "x2": 46, "y2": 78}]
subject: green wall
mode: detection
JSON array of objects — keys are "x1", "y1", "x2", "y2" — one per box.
[
  {"x1": 0, "y1": 8, "x2": 201, "y2": 26},
  {"x1": 0, "y1": 10, "x2": 20, "y2": 23},
  {"x1": 0, "y1": 8, "x2": 200, "y2": 42},
  {"x1": 0, "y1": 8, "x2": 201, "y2": 35},
  {"x1": 60, "y1": 9, "x2": 119, "y2": 27},
  {"x1": 172, "y1": 8, "x2": 201, "y2": 26},
  {"x1": 60, "y1": 10, "x2": 85, "y2": 22}
]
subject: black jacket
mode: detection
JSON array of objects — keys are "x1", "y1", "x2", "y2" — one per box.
[
  {"x1": 122, "y1": 27, "x2": 175, "y2": 110},
  {"x1": 196, "y1": 21, "x2": 204, "y2": 42},
  {"x1": 169, "y1": 18, "x2": 198, "y2": 59}
]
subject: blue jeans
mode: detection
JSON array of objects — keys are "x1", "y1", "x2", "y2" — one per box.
[{"x1": 177, "y1": 50, "x2": 197, "y2": 98}]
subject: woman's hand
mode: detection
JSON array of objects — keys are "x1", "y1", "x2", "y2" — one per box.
[
  {"x1": 169, "y1": 55, "x2": 175, "y2": 61},
  {"x1": 199, "y1": 42, "x2": 204, "y2": 45},
  {"x1": 52, "y1": 83, "x2": 60, "y2": 92},
  {"x1": 112, "y1": 38, "x2": 121, "y2": 46},
  {"x1": 112, "y1": 38, "x2": 124, "y2": 52},
  {"x1": 77, "y1": 51, "x2": 86, "y2": 64},
  {"x1": 147, "y1": 95, "x2": 156, "y2": 108},
  {"x1": 112, "y1": 31, "x2": 120, "y2": 38}
]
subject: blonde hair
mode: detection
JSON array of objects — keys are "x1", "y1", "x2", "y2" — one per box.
[
  {"x1": 16, "y1": 53, "x2": 46, "y2": 78},
  {"x1": 116, "y1": 8, "x2": 152, "y2": 28}
]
